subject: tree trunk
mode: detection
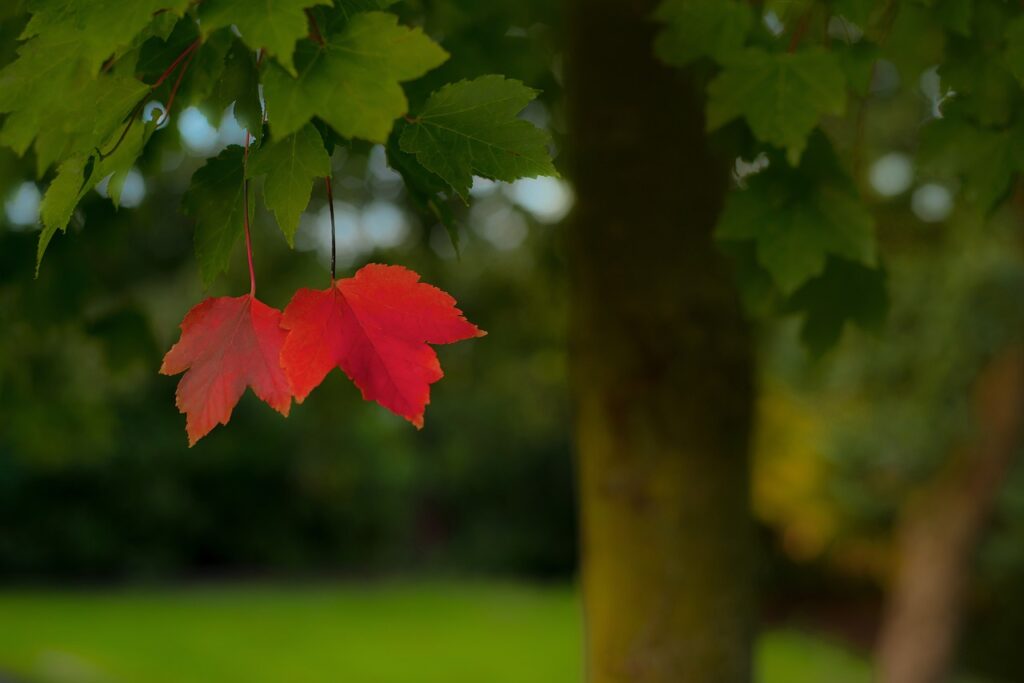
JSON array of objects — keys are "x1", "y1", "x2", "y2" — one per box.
[
  {"x1": 876, "y1": 347, "x2": 1024, "y2": 683},
  {"x1": 564, "y1": 2, "x2": 756, "y2": 682}
]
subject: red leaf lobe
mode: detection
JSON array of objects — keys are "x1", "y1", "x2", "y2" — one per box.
[
  {"x1": 280, "y1": 263, "x2": 484, "y2": 428},
  {"x1": 161, "y1": 294, "x2": 292, "y2": 445}
]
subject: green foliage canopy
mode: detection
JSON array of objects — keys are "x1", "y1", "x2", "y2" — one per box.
[
  {"x1": 656, "y1": 0, "x2": 1024, "y2": 350},
  {"x1": 0, "y1": 0, "x2": 556, "y2": 283},
  {"x1": 5, "y1": 0, "x2": 1024, "y2": 356}
]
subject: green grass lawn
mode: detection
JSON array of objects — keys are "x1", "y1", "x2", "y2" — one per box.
[{"x1": 0, "y1": 582, "x2": 871, "y2": 683}]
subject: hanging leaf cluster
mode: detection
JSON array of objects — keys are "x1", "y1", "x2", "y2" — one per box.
[
  {"x1": 163, "y1": 262, "x2": 484, "y2": 446},
  {"x1": 0, "y1": 0, "x2": 556, "y2": 442}
]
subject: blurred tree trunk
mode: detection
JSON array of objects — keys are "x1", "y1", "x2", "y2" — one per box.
[
  {"x1": 564, "y1": 2, "x2": 756, "y2": 682},
  {"x1": 877, "y1": 347, "x2": 1024, "y2": 683}
]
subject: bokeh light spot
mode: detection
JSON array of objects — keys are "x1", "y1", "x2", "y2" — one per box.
[
  {"x1": 911, "y1": 183, "x2": 953, "y2": 222},
  {"x1": 4, "y1": 181, "x2": 41, "y2": 229},
  {"x1": 506, "y1": 177, "x2": 574, "y2": 224},
  {"x1": 178, "y1": 106, "x2": 220, "y2": 156},
  {"x1": 869, "y1": 153, "x2": 914, "y2": 197}
]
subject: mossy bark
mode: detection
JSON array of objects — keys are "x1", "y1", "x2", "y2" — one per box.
[{"x1": 565, "y1": 2, "x2": 756, "y2": 681}]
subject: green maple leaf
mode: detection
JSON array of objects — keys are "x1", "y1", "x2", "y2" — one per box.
[
  {"x1": 787, "y1": 258, "x2": 888, "y2": 355},
  {"x1": 386, "y1": 133, "x2": 458, "y2": 251},
  {"x1": 106, "y1": 120, "x2": 159, "y2": 208},
  {"x1": 0, "y1": 42, "x2": 82, "y2": 170},
  {"x1": 0, "y1": 38, "x2": 149, "y2": 174},
  {"x1": 131, "y1": 10, "x2": 180, "y2": 47},
  {"x1": 36, "y1": 119, "x2": 157, "y2": 271},
  {"x1": 262, "y1": 11, "x2": 448, "y2": 143},
  {"x1": 763, "y1": 0, "x2": 815, "y2": 23},
  {"x1": 208, "y1": 39, "x2": 264, "y2": 141},
  {"x1": 707, "y1": 48, "x2": 847, "y2": 165},
  {"x1": 833, "y1": 0, "x2": 875, "y2": 27},
  {"x1": 654, "y1": 0, "x2": 752, "y2": 67},
  {"x1": 21, "y1": 0, "x2": 192, "y2": 73},
  {"x1": 183, "y1": 146, "x2": 253, "y2": 287},
  {"x1": 835, "y1": 42, "x2": 879, "y2": 97},
  {"x1": 136, "y1": 16, "x2": 200, "y2": 81},
  {"x1": 82, "y1": 76, "x2": 152, "y2": 145},
  {"x1": 330, "y1": 0, "x2": 400, "y2": 26},
  {"x1": 883, "y1": 4, "x2": 946, "y2": 79},
  {"x1": 918, "y1": 116, "x2": 1023, "y2": 212},
  {"x1": 247, "y1": 124, "x2": 331, "y2": 246},
  {"x1": 716, "y1": 146, "x2": 876, "y2": 294},
  {"x1": 304, "y1": 0, "x2": 400, "y2": 37},
  {"x1": 337, "y1": 0, "x2": 398, "y2": 13},
  {"x1": 37, "y1": 154, "x2": 92, "y2": 272},
  {"x1": 943, "y1": 45, "x2": 1016, "y2": 128},
  {"x1": 184, "y1": 32, "x2": 236, "y2": 118},
  {"x1": 935, "y1": 0, "x2": 972, "y2": 36},
  {"x1": 136, "y1": 24, "x2": 244, "y2": 130},
  {"x1": 198, "y1": 0, "x2": 330, "y2": 76},
  {"x1": 1007, "y1": 16, "x2": 1024, "y2": 85},
  {"x1": 398, "y1": 75, "x2": 557, "y2": 201},
  {"x1": 50, "y1": 74, "x2": 149, "y2": 176}
]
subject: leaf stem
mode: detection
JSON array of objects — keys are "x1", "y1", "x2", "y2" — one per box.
[
  {"x1": 788, "y1": 11, "x2": 813, "y2": 53},
  {"x1": 306, "y1": 9, "x2": 325, "y2": 46},
  {"x1": 325, "y1": 176, "x2": 336, "y2": 282},
  {"x1": 97, "y1": 100, "x2": 145, "y2": 160},
  {"x1": 244, "y1": 132, "x2": 257, "y2": 296},
  {"x1": 151, "y1": 39, "x2": 200, "y2": 90},
  {"x1": 156, "y1": 42, "x2": 198, "y2": 127},
  {"x1": 97, "y1": 38, "x2": 200, "y2": 160}
]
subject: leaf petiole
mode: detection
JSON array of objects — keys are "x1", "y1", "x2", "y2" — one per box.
[
  {"x1": 325, "y1": 176, "x2": 336, "y2": 282},
  {"x1": 243, "y1": 131, "x2": 257, "y2": 296}
]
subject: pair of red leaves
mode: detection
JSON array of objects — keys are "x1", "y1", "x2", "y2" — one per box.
[{"x1": 160, "y1": 264, "x2": 485, "y2": 446}]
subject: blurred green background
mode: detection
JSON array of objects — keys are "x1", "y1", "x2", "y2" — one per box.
[{"x1": 3, "y1": 1, "x2": 1024, "y2": 682}]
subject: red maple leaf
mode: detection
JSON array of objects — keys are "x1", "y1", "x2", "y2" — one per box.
[
  {"x1": 160, "y1": 294, "x2": 292, "y2": 446},
  {"x1": 280, "y1": 264, "x2": 485, "y2": 428}
]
